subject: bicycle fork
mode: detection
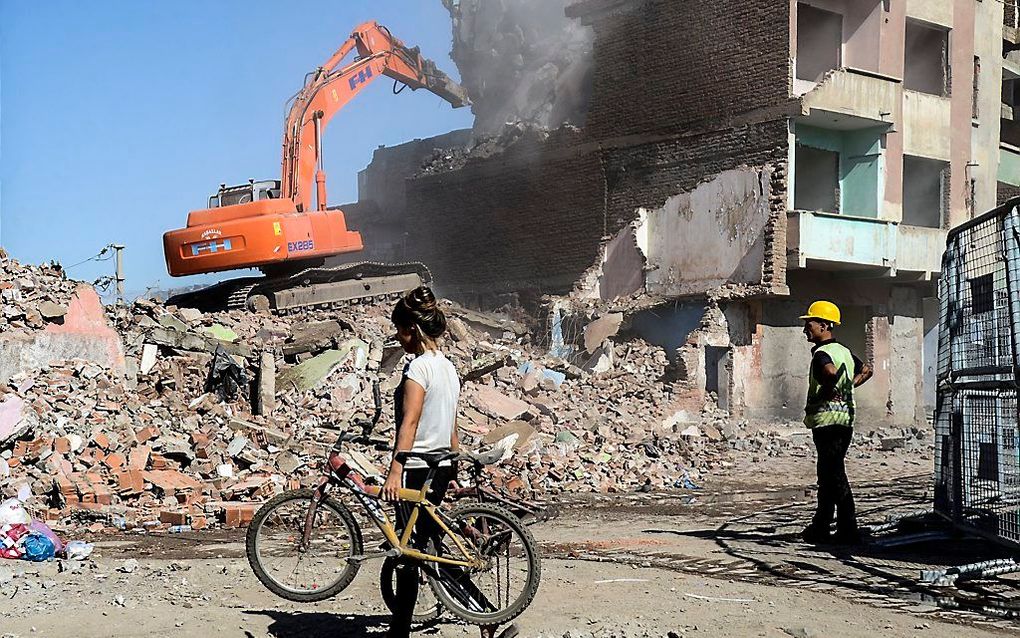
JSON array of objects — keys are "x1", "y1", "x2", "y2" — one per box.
[{"x1": 300, "y1": 479, "x2": 331, "y2": 551}]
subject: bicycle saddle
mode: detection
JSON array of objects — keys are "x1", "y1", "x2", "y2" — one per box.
[{"x1": 395, "y1": 450, "x2": 460, "y2": 467}]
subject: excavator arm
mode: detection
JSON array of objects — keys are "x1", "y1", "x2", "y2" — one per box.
[{"x1": 281, "y1": 21, "x2": 470, "y2": 212}]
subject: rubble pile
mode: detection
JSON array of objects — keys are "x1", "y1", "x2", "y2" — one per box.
[
  {"x1": 0, "y1": 256, "x2": 924, "y2": 534},
  {"x1": 0, "y1": 252, "x2": 77, "y2": 332},
  {"x1": 418, "y1": 121, "x2": 553, "y2": 175}
]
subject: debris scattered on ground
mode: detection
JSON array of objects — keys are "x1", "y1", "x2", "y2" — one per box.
[{"x1": 0, "y1": 253, "x2": 932, "y2": 535}]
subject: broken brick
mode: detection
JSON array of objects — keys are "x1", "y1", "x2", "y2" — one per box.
[
  {"x1": 222, "y1": 502, "x2": 257, "y2": 528},
  {"x1": 128, "y1": 445, "x2": 151, "y2": 471},
  {"x1": 159, "y1": 510, "x2": 189, "y2": 526}
]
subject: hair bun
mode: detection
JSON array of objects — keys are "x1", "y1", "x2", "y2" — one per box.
[
  {"x1": 393, "y1": 286, "x2": 447, "y2": 339},
  {"x1": 407, "y1": 286, "x2": 438, "y2": 312}
]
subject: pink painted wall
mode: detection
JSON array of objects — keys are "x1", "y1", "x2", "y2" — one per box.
[
  {"x1": 881, "y1": 0, "x2": 907, "y2": 220},
  {"x1": 948, "y1": 0, "x2": 976, "y2": 227}
]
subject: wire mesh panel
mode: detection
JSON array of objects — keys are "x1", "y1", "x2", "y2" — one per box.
[
  {"x1": 936, "y1": 200, "x2": 1020, "y2": 547},
  {"x1": 933, "y1": 390, "x2": 956, "y2": 517}
]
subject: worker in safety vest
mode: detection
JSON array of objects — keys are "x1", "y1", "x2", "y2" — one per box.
[{"x1": 800, "y1": 301, "x2": 873, "y2": 545}]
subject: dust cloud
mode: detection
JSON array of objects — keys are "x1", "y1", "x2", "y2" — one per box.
[{"x1": 442, "y1": 0, "x2": 594, "y2": 136}]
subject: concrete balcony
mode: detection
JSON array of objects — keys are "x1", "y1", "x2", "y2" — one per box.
[
  {"x1": 1004, "y1": 51, "x2": 1020, "y2": 81},
  {"x1": 898, "y1": 225, "x2": 947, "y2": 274},
  {"x1": 799, "y1": 68, "x2": 900, "y2": 130},
  {"x1": 788, "y1": 210, "x2": 943, "y2": 277},
  {"x1": 906, "y1": 0, "x2": 953, "y2": 28},
  {"x1": 903, "y1": 90, "x2": 952, "y2": 160}
]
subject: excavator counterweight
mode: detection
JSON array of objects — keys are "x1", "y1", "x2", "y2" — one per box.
[{"x1": 162, "y1": 22, "x2": 468, "y2": 311}]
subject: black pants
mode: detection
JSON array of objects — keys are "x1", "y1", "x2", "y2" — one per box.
[
  {"x1": 811, "y1": 425, "x2": 856, "y2": 534},
  {"x1": 389, "y1": 466, "x2": 455, "y2": 637}
]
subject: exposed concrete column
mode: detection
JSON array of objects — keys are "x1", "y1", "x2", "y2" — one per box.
[
  {"x1": 255, "y1": 352, "x2": 276, "y2": 416},
  {"x1": 860, "y1": 313, "x2": 891, "y2": 426},
  {"x1": 948, "y1": 0, "x2": 977, "y2": 227},
  {"x1": 881, "y1": 0, "x2": 906, "y2": 223},
  {"x1": 888, "y1": 286, "x2": 926, "y2": 426},
  {"x1": 972, "y1": 0, "x2": 1006, "y2": 214}
]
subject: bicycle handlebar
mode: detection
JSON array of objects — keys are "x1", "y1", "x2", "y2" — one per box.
[{"x1": 332, "y1": 429, "x2": 373, "y2": 451}]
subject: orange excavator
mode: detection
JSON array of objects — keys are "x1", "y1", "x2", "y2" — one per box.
[{"x1": 162, "y1": 22, "x2": 469, "y2": 312}]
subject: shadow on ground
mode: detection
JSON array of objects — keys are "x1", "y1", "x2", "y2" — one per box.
[
  {"x1": 244, "y1": 610, "x2": 392, "y2": 637},
  {"x1": 699, "y1": 475, "x2": 1020, "y2": 624}
]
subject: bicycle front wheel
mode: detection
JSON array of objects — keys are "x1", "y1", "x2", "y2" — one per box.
[
  {"x1": 246, "y1": 488, "x2": 363, "y2": 602},
  {"x1": 425, "y1": 502, "x2": 541, "y2": 626}
]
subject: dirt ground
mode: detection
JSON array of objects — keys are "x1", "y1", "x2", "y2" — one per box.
[{"x1": 1, "y1": 443, "x2": 1017, "y2": 638}]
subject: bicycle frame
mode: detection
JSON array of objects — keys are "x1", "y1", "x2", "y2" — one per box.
[{"x1": 304, "y1": 450, "x2": 487, "y2": 571}]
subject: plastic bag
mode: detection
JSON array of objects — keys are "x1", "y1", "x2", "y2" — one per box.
[
  {"x1": 0, "y1": 523, "x2": 29, "y2": 559},
  {"x1": 29, "y1": 520, "x2": 62, "y2": 553},
  {"x1": 205, "y1": 344, "x2": 248, "y2": 402},
  {"x1": 21, "y1": 532, "x2": 55, "y2": 562},
  {"x1": 0, "y1": 498, "x2": 30, "y2": 526},
  {"x1": 63, "y1": 540, "x2": 94, "y2": 560}
]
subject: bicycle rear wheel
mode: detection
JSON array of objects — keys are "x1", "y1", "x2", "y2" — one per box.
[
  {"x1": 425, "y1": 502, "x2": 541, "y2": 626},
  {"x1": 246, "y1": 488, "x2": 363, "y2": 602}
]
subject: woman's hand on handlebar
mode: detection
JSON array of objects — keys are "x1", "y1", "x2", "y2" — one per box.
[{"x1": 381, "y1": 470, "x2": 402, "y2": 502}]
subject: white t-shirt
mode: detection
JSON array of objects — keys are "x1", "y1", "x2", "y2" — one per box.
[{"x1": 401, "y1": 351, "x2": 460, "y2": 469}]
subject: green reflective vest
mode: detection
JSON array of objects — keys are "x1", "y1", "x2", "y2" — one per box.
[{"x1": 804, "y1": 342, "x2": 856, "y2": 429}]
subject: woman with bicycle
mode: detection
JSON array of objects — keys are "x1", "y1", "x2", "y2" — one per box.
[{"x1": 383, "y1": 286, "x2": 517, "y2": 638}]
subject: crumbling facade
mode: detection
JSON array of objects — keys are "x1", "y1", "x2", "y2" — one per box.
[{"x1": 348, "y1": 0, "x2": 1018, "y2": 428}]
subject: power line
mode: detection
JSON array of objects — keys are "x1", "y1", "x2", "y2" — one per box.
[{"x1": 64, "y1": 244, "x2": 115, "y2": 270}]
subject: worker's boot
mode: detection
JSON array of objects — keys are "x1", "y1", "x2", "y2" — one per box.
[
  {"x1": 832, "y1": 526, "x2": 870, "y2": 545},
  {"x1": 800, "y1": 523, "x2": 831, "y2": 544}
]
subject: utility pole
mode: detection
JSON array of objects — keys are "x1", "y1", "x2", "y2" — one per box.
[{"x1": 113, "y1": 244, "x2": 125, "y2": 303}]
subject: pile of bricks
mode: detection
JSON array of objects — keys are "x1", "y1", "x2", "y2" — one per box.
[
  {"x1": 0, "y1": 249, "x2": 77, "y2": 332},
  {"x1": 0, "y1": 253, "x2": 819, "y2": 534}
]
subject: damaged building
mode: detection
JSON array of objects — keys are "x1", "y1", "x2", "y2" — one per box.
[{"x1": 346, "y1": 0, "x2": 1020, "y2": 428}]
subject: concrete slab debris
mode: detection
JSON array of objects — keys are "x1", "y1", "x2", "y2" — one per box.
[
  {"x1": 275, "y1": 340, "x2": 365, "y2": 393},
  {"x1": 38, "y1": 301, "x2": 68, "y2": 320},
  {"x1": 139, "y1": 343, "x2": 158, "y2": 375},
  {"x1": 482, "y1": 421, "x2": 537, "y2": 449},
  {"x1": 472, "y1": 386, "x2": 534, "y2": 421},
  {"x1": 583, "y1": 313, "x2": 624, "y2": 354}
]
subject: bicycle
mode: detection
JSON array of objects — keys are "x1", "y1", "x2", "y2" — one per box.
[
  {"x1": 377, "y1": 443, "x2": 558, "y2": 624},
  {"x1": 245, "y1": 429, "x2": 542, "y2": 627}
]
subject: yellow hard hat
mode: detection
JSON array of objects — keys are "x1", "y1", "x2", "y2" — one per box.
[{"x1": 800, "y1": 300, "x2": 841, "y2": 325}]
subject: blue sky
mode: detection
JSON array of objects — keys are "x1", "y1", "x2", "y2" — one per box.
[{"x1": 0, "y1": 1, "x2": 472, "y2": 298}]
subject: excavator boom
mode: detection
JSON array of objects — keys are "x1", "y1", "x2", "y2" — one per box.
[
  {"x1": 163, "y1": 22, "x2": 468, "y2": 292},
  {"x1": 281, "y1": 21, "x2": 469, "y2": 212}
]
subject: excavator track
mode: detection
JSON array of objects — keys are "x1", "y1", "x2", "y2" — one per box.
[
  {"x1": 226, "y1": 283, "x2": 260, "y2": 311},
  {"x1": 168, "y1": 261, "x2": 432, "y2": 314}
]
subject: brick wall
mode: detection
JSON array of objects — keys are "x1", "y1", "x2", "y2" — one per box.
[
  {"x1": 405, "y1": 122, "x2": 789, "y2": 300},
  {"x1": 406, "y1": 129, "x2": 606, "y2": 299},
  {"x1": 601, "y1": 121, "x2": 790, "y2": 234},
  {"x1": 570, "y1": 0, "x2": 792, "y2": 139},
  {"x1": 997, "y1": 181, "x2": 1020, "y2": 206},
  {"x1": 365, "y1": 0, "x2": 794, "y2": 303},
  {"x1": 339, "y1": 130, "x2": 473, "y2": 263}
]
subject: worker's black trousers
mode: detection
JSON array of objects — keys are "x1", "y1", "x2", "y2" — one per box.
[
  {"x1": 389, "y1": 466, "x2": 455, "y2": 638},
  {"x1": 811, "y1": 425, "x2": 856, "y2": 533}
]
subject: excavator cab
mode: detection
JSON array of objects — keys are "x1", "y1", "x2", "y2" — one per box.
[{"x1": 208, "y1": 180, "x2": 281, "y2": 208}]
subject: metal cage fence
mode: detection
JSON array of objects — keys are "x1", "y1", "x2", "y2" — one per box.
[{"x1": 936, "y1": 199, "x2": 1020, "y2": 546}]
